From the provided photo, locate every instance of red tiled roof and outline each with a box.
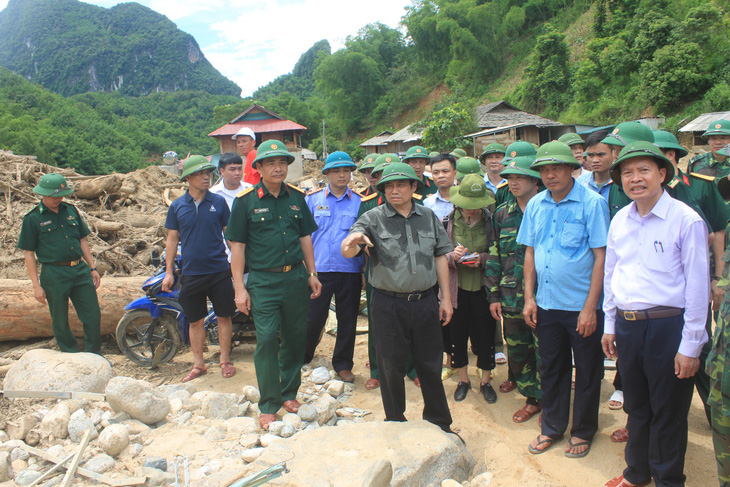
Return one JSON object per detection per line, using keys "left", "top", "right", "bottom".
{"left": 208, "top": 119, "right": 307, "bottom": 137}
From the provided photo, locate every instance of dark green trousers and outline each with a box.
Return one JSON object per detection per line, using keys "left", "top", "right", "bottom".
{"left": 40, "top": 263, "right": 101, "bottom": 354}
{"left": 504, "top": 313, "right": 541, "bottom": 403}
{"left": 248, "top": 267, "right": 309, "bottom": 414}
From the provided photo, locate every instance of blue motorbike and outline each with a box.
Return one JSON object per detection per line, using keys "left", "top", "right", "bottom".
{"left": 115, "top": 254, "right": 255, "bottom": 368}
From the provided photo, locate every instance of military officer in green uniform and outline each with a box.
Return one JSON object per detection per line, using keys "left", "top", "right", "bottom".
{"left": 485, "top": 157, "right": 543, "bottom": 422}
{"left": 496, "top": 141, "right": 539, "bottom": 206}
{"left": 18, "top": 173, "right": 101, "bottom": 354}
{"left": 357, "top": 154, "right": 380, "bottom": 197}
{"left": 403, "top": 146, "right": 438, "bottom": 197}
{"left": 558, "top": 132, "right": 587, "bottom": 177}
{"left": 225, "top": 140, "right": 322, "bottom": 430}
{"left": 688, "top": 119, "right": 730, "bottom": 182}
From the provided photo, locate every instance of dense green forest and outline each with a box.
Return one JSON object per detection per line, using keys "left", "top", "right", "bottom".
{"left": 0, "top": 0, "right": 240, "bottom": 96}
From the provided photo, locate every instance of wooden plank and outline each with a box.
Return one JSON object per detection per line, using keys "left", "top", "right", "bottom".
{"left": 27, "top": 454, "right": 73, "bottom": 487}
{"left": 0, "top": 390, "right": 106, "bottom": 401}
{"left": 60, "top": 429, "right": 91, "bottom": 487}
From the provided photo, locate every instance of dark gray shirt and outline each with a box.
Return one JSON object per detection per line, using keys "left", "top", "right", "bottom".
{"left": 350, "top": 201, "right": 453, "bottom": 293}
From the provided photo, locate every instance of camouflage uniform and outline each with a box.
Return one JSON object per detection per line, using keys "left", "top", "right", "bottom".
{"left": 688, "top": 152, "right": 730, "bottom": 180}
{"left": 485, "top": 200, "right": 541, "bottom": 403}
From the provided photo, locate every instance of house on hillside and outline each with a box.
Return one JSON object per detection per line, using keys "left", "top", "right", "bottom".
{"left": 208, "top": 104, "right": 307, "bottom": 154}
{"left": 360, "top": 125, "right": 424, "bottom": 156}
{"left": 679, "top": 111, "right": 730, "bottom": 149}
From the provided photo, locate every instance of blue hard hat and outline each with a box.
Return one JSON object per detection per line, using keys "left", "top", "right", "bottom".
{"left": 322, "top": 151, "right": 357, "bottom": 174}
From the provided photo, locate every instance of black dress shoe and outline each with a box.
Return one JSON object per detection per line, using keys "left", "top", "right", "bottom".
{"left": 481, "top": 382, "right": 497, "bottom": 404}
{"left": 454, "top": 381, "right": 470, "bottom": 401}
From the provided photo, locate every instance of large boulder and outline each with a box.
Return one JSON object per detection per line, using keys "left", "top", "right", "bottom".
{"left": 105, "top": 377, "right": 170, "bottom": 425}
{"left": 248, "top": 421, "right": 476, "bottom": 486}
{"left": 2, "top": 350, "right": 112, "bottom": 393}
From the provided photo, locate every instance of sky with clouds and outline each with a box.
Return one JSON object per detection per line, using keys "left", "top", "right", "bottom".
{"left": 0, "top": 0, "right": 413, "bottom": 97}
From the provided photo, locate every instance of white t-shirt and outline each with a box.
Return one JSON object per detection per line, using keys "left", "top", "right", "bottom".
{"left": 210, "top": 180, "right": 253, "bottom": 210}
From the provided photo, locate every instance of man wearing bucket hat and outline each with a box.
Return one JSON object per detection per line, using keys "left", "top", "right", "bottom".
{"left": 479, "top": 143, "right": 507, "bottom": 195}
{"left": 486, "top": 156, "right": 543, "bottom": 423}
{"left": 688, "top": 119, "right": 730, "bottom": 181}
{"left": 357, "top": 153, "right": 380, "bottom": 197}
{"left": 517, "top": 141, "right": 609, "bottom": 458}
{"left": 18, "top": 173, "right": 102, "bottom": 354}
{"left": 304, "top": 152, "right": 364, "bottom": 383}
{"left": 601, "top": 141, "right": 709, "bottom": 487}
{"left": 403, "top": 146, "right": 438, "bottom": 197}
{"left": 226, "top": 140, "right": 321, "bottom": 430}
{"left": 232, "top": 127, "right": 259, "bottom": 185}
{"left": 342, "top": 163, "right": 455, "bottom": 433}
{"left": 163, "top": 155, "right": 236, "bottom": 382}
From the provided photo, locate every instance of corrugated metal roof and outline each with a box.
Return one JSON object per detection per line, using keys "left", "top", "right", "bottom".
{"left": 464, "top": 123, "right": 527, "bottom": 138}
{"left": 679, "top": 112, "right": 730, "bottom": 132}
{"left": 208, "top": 119, "right": 307, "bottom": 137}
{"left": 360, "top": 126, "right": 423, "bottom": 147}
{"left": 475, "top": 100, "right": 561, "bottom": 128}
{"left": 360, "top": 134, "right": 392, "bottom": 147}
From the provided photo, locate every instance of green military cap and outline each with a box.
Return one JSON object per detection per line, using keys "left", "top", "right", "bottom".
{"left": 180, "top": 155, "right": 216, "bottom": 181}
{"left": 609, "top": 141, "right": 674, "bottom": 187}
{"left": 450, "top": 173, "right": 496, "bottom": 209}
{"left": 500, "top": 156, "right": 541, "bottom": 179}
{"left": 558, "top": 133, "right": 585, "bottom": 146}
{"left": 372, "top": 153, "right": 400, "bottom": 175}
{"left": 530, "top": 141, "right": 580, "bottom": 169}
{"left": 428, "top": 151, "right": 440, "bottom": 159}
{"left": 502, "top": 141, "right": 537, "bottom": 165}
{"left": 402, "top": 146, "right": 430, "bottom": 161}
{"left": 456, "top": 157, "right": 484, "bottom": 180}
{"left": 358, "top": 153, "right": 379, "bottom": 172}
{"left": 451, "top": 148, "right": 468, "bottom": 158}
{"left": 376, "top": 162, "right": 423, "bottom": 192}
{"left": 602, "top": 121, "right": 655, "bottom": 147}
{"left": 33, "top": 173, "right": 74, "bottom": 197}
{"left": 479, "top": 143, "right": 507, "bottom": 162}
{"left": 652, "top": 130, "right": 688, "bottom": 159}
{"left": 702, "top": 119, "right": 730, "bottom": 139}
{"left": 252, "top": 139, "right": 295, "bottom": 168}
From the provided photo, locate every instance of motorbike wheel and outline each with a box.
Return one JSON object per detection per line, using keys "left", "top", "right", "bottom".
{"left": 116, "top": 310, "right": 182, "bottom": 367}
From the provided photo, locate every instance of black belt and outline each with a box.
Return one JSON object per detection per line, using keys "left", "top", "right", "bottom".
{"left": 43, "top": 258, "right": 83, "bottom": 267}
{"left": 254, "top": 262, "right": 301, "bottom": 273}
{"left": 617, "top": 306, "right": 682, "bottom": 321}
{"left": 375, "top": 289, "right": 431, "bottom": 301}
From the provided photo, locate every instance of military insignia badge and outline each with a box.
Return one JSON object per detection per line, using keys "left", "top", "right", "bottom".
{"left": 511, "top": 151, "right": 517, "bottom": 157}
{"left": 716, "top": 123, "right": 723, "bottom": 129}
{"left": 613, "top": 128, "right": 620, "bottom": 134}
{"left": 271, "top": 143, "right": 278, "bottom": 149}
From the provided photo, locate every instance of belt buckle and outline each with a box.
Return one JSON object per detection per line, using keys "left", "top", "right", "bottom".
{"left": 70, "top": 259, "right": 79, "bottom": 267}
{"left": 282, "top": 265, "right": 292, "bottom": 272}
{"left": 623, "top": 311, "right": 636, "bottom": 321}
{"left": 407, "top": 293, "right": 420, "bottom": 302}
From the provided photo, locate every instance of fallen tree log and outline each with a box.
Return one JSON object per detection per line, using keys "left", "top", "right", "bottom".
{"left": 0, "top": 277, "right": 147, "bottom": 341}
{"left": 73, "top": 175, "right": 123, "bottom": 200}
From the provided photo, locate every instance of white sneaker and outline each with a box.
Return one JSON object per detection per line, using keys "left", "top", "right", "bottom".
{"left": 495, "top": 352, "right": 507, "bottom": 364}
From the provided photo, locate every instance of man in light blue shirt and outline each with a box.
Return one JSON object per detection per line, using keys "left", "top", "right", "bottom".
{"left": 424, "top": 154, "right": 457, "bottom": 220}
{"left": 517, "top": 141, "right": 609, "bottom": 459}
{"left": 481, "top": 143, "right": 507, "bottom": 195}
{"left": 576, "top": 130, "right": 613, "bottom": 202}
{"left": 303, "top": 152, "right": 365, "bottom": 382}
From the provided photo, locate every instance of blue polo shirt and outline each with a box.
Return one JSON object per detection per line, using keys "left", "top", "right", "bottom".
{"left": 305, "top": 185, "right": 364, "bottom": 273}
{"left": 165, "top": 190, "right": 231, "bottom": 276}
{"left": 516, "top": 179, "right": 609, "bottom": 311}
{"left": 577, "top": 171, "right": 612, "bottom": 202}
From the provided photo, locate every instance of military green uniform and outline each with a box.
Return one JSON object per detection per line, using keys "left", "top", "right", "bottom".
{"left": 17, "top": 201, "right": 101, "bottom": 353}
{"left": 225, "top": 182, "right": 317, "bottom": 414}
{"left": 416, "top": 176, "right": 438, "bottom": 197}
{"left": 495, "top": 182, "right": 513, "bottom": 207}
{"left": 485, "top": 200, "right": 541, "bottom": 403}
{"left": 688, "top": 151, "right": 730, "bottom": 180}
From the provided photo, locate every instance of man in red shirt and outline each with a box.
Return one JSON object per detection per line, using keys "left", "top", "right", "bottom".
{"left": 233, "top": 127, "right": 259, "bottom": 185}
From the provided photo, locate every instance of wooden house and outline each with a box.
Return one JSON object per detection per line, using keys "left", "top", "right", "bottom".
{"left": 678, "top": 111, "right": 730, "bottom": 150}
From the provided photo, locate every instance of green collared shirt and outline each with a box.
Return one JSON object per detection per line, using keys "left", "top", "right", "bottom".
{"left": 225, "top": 182, "right": 318, "bottom": 270}
{"left": 17, "top": 201, "right": 90, "bottom": 263}
{"left": 350, "top": 201, "right": 453, "bottom": 293}
{"left": 452, "top": 211, "right": 487, "bottom": 292}
{"left": 677, "top": 168, "right": 730, "bottom": 233}
{"left": 688, "top": 151, "right": 730, "bottom": 179}
{"left": 416, "top": 176, "right": 438, "bottom": 197}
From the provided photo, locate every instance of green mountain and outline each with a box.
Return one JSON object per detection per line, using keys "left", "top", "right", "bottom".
{"left": 0, "top": 0, "right": 240, "bottom": 97}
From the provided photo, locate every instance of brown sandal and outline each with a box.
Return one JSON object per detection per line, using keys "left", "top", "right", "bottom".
{"left": 182, "top": 366, "right": 207, "bottom": 383}
{"left": 220, "top": 361, "right": 236, "bottom": 379}
{"left": 610, "top": 427, "right": 629, "bottom": 443}
{"left": 513, "top": 404, "right": 542, "bottom": 423}
{"left": 365, "top": 378, "right": 380, "bottom": 390}
{"left": 259, "top": 413, "right": 276, "bottom": 430}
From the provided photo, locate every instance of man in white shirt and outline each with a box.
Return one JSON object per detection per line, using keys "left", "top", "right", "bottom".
{"left": 424, "top": 154, "right": 457, "bottom": 220}
{"left": 602, "top": 141, "right": 709, "bottom": 487}
{"left": 210, "top": 153, "right": 253, "bottom": 210}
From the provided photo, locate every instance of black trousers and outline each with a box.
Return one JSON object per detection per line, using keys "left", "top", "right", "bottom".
{"left": 536, "top": 307, "right": 604, "bottom": 441}
{"left": 450, "top": 288, "right": 495, "bottom": 370}
{"left": 616, "top": 313, "right": 694, "bottom": 487}
{"left": 304, "top": 272, "right": 361, "bottom": 372}
{"left": 371, "top": 289, "right": 452, "bottom": 431}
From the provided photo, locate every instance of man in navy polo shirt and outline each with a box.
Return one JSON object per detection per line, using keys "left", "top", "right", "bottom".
{"left": 163, "top": 155, "right": 237, "bottom": 382}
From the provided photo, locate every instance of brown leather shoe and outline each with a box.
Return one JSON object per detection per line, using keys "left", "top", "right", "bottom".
{"left": 365, "top": 378, "right": 380, "bottom": 390}
{"left": 337, "top": 370, "right": 354, "bottom": 383}
{"left": 283, "top": 400, "right": 301, "bottom": 413}
{"left": 499, "top": 380, "right": 517, "bottom": 393}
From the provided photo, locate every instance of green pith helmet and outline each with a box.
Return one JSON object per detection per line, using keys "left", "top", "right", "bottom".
{"left": 500, "top": 156, "right": 541, "bottom": 179}
{"left": 449, "top": 173, "right": 496, "bottom": 210}
{"left": 530, "top": 141, "right": 580, "bottom": 169}
{"left": 502, "top": 141, "right": 538, "bottom": 165}
{"left": 609, "top": 141, "right": 675, "bottom": 187}
{"left": 602, "top": 121, "right": 655, "bottom": 147}
{"left": 372, "top": 153, "right": 400, "bottom": 176}
{"left": 456, "top": 157, "right": 484, "bottom": 180}
{"left": 252, "top": 139, "right": 295, "bottom": 168}
{"left": 33, "top": 173, "right": 74, "bottom": 197}
{"left": 479, "top": 143, "right": 507, "bottom": 162}
{"left": 557, "top": 133, "right": 585, "bottom": 146}
{"left": 428, "top": 151, "right": 440, "bottom": 159}
{"left": 376, "top": 162, "right": 424, "bottom": 193}
{"left": 180, "top": 155, "right": 216, "bottom": 181}
{"left": 451, "top": 148, "right": 468, "bottom": 158}
{"left": 358, "top": 153, "right": 379, "bottom": 173}
{"left": 652, "top": 130, "right": 688, "bottom": 159}
{"left": 702, "top": 119, "right": 730, "bottom": 139}
{"left": 402, "top": 146, "right": 430, "bottom": 162}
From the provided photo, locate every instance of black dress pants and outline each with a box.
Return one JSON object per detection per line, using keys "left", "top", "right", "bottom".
{"left": 371, "top": 289, "right": 452, "bottom": 431}
{"left": 450, "top": 288, "right": 495, "bottom": 370}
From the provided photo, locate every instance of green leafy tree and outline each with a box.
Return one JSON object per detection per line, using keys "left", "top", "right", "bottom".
{"left": 420, "top": 105, "right": 476, "bottom": 153}
{"left": 641, "top": 42, "right": 709, "bottom": 112}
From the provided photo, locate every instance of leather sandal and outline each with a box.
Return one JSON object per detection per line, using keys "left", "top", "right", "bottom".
{"left": 283, "top": 400, "right": 301, "bottom": 413}
{"left": 604, "top": 475, "right": 650, "bottom": 487}
{"left": 499, "top": 380, "right": 517, "bottom": 393}
{"left": 610, "top": 427, "right": 629, "bottom": 443}
{"left": 513, "top": 403, "right": 541, "bottom": 423}
{"left": 259, "top": 413, "right": 277, "bottom": 430}
{"left": 220, "top": 361, "right": 236, "bottom": 379}
{"left": 365, "top": 378, "right": 380, "bottom": 390}
{"left": 182, "top": 366, "right": 207, "bottom": 383}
